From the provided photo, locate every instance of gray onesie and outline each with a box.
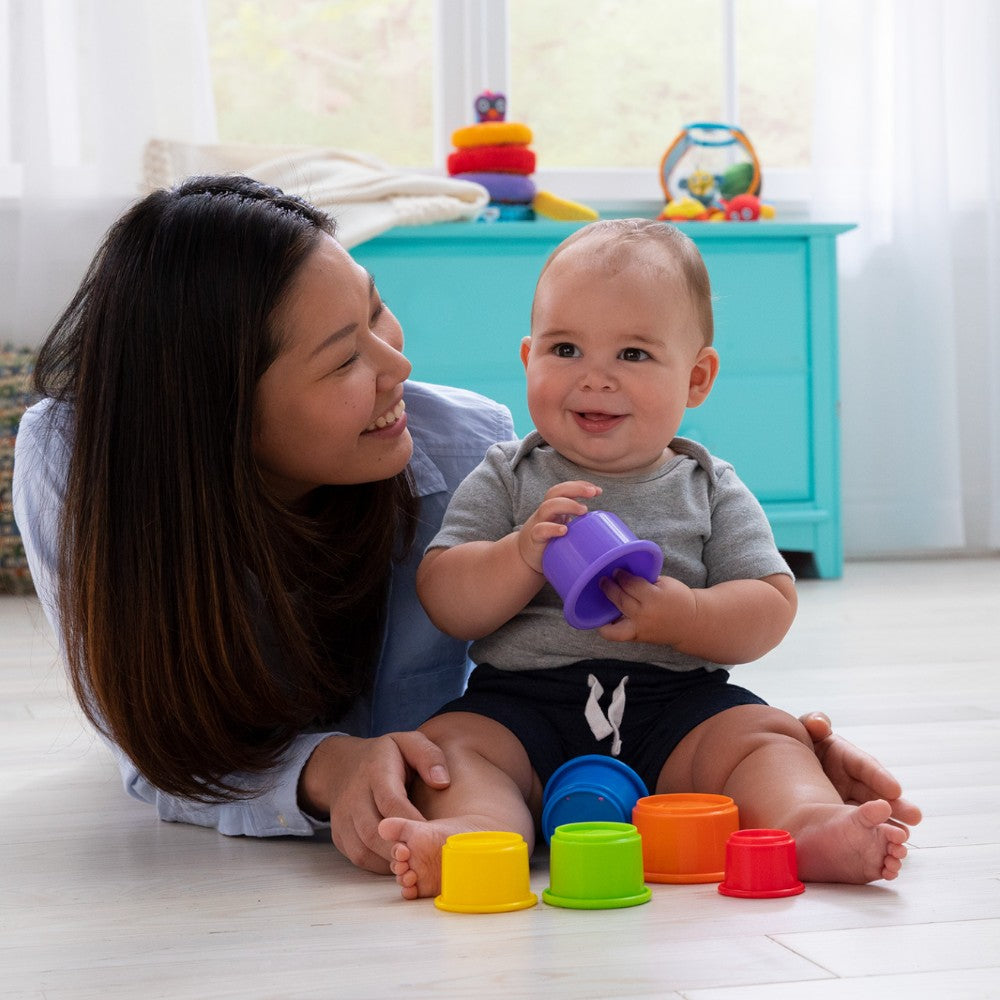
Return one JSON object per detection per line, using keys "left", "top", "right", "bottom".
{"left": 428, "top": 431, "right": 792, "bottom": 675}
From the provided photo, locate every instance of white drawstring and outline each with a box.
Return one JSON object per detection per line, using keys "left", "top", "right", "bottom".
{"left": 585, "top": 673, "right": 628, "bottom": 756}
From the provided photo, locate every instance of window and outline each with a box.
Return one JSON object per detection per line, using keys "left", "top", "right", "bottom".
{"left": 207, "top": 0, "right": 436, "bottom": 167}
{"left": 509, "top": 0, "right": 815, "bottom": 167}
{"left": 206, "top": 0, "right": 818, "bottom": 206}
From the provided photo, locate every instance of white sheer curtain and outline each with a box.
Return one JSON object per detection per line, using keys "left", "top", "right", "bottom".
{"left": 1, "top": 0, "right": 216, "bottom": 348}
{"left": 811, "top": 0, "right": 1000, "bottom": 554}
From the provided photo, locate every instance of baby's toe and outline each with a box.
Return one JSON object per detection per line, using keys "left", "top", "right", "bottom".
{"left": 886, "top": 823, "right": 908, "bottom": 845}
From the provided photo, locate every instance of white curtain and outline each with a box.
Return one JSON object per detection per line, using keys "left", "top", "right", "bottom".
{"left": 811, "top": 0, "right": 1000, "bottom": 554}
{"left": 1, "top": 0, "right": 216, "bottom": 348}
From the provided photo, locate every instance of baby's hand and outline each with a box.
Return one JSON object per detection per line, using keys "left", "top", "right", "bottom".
{"left": 517, "top": 480, "right": 602, "bottom": 574}
{"left": 596, "top": 570, "right": 696, "bottom": 646}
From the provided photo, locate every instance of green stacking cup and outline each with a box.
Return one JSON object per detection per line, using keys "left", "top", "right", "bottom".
{"left": 543, "top": 821, "right": 652, "bottom": 910}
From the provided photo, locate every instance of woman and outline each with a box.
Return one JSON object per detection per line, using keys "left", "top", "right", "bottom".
{"left": 12, "top": 176, "right": 919, "bottom": 876}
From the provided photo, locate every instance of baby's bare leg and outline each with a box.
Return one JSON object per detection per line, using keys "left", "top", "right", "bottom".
{"left": 799, "top": 711, "right": 923, "bottom": 827}
{"left": 659, "top": 705, "right": 908, "bottom": 884}
{"left": 377, "top": 712, "right": 541, "bottom": 900}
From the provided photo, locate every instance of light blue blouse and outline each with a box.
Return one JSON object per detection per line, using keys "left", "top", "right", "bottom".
{"left": 13, "top": 380, "right": 515, "bottom": 837}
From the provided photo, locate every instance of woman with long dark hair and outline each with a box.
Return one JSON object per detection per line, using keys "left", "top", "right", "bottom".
{"left": 13, "top": 176, "right": 919, "bottom": 874}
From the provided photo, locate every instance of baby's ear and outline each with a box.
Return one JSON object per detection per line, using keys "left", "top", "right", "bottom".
{"left": 520, "top": 336, "right": 532, "bottom": 370}
{"left": 687, "top": 346, "right": 720, "bottom": 407}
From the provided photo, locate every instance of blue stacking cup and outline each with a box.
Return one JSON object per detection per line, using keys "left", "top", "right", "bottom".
{"left": 541, "top": 755, "right": 649, "bottom": 844}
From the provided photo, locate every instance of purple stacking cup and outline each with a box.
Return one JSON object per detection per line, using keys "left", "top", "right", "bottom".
{"left": 542, "top": 511, "right": 663, "bottom": 630}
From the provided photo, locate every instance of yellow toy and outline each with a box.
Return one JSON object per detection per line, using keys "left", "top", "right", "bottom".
{"left": 658, "top": 196, "right": 714, "bottom": 222}
{"left": 533, "top": 190, "right": 599, "bottom": 222}
{"left": 451, "top": 121, "right": 534, "bottom": 149}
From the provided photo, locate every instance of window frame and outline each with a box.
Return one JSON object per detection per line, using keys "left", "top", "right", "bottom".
{"left": 0, "top": 0, "right": 812, "bottom": 210}
{"left": 432, "top": 0, "right": 811, "bottom": 212}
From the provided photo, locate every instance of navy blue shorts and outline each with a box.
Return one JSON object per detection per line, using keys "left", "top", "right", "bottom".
{"left": 432, "top": 659, "right": 767, "bottom": 793}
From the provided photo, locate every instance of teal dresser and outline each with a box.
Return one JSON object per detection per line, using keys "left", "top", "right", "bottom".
{"left": 353, "top": 221, "right": 854, "bottom": 578}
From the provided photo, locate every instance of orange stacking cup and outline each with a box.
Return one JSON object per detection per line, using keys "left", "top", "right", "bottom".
{"left": 631, "top": 793, "right": 739, "bottom": 884}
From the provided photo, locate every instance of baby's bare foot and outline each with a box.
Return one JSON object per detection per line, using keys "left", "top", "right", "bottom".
{"left": 790, "top": 798, "right": 909, "bottom": 884}
{"left": 378, "top": 816, "right": 494, "bottom": 900}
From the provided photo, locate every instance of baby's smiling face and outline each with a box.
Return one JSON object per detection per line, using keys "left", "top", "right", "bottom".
{"left": 522, "top": 239, "right": 718, "bottom": 477}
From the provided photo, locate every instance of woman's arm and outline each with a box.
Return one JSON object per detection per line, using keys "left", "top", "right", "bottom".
{"left": 110, "top": 727, "right": 454, "bottom": 873}
{"left": 113, "top": 732, "right": 334, "bottom": 837}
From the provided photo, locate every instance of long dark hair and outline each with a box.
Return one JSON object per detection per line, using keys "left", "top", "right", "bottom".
{"left": 34, "top": 175, "right": 416, "bottom": 800}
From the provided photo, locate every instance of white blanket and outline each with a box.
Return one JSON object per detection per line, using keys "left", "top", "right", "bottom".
{"left": 142, "top": 139, "right": 490, "bottom": 248}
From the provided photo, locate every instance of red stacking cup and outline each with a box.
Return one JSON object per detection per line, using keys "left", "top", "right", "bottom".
{"left": 718, "top": 829, "right": 806, "bottom": 898}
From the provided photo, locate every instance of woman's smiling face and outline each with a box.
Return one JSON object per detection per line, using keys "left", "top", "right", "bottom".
{"left": 253, "top": 234, "right": 413, "bottom": 503}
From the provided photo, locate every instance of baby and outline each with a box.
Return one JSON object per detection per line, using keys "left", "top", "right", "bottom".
{"left": 380, "top": 219, "right": 909, "bottom": 898}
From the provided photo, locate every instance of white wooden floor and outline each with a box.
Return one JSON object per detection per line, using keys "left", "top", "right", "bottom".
{"left": 2, "top": 557, "right": 999, "bottom": 1000}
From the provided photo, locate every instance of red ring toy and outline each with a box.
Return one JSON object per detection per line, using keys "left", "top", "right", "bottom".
{"left": 448, "top": 145, "right": 536, "bottom": 176}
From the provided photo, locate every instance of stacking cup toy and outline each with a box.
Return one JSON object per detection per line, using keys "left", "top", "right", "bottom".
{"left": 632, "top": 793, "right": 740, "bottom": 884}
{"left": 718, "top": 829, "right": 805, "bottom": 898}
{"left": 434, "top": 831, "right": 538, "bottom": 913}
{"left": 543, "top": 821, "right": 652, "bottom": 909}
{"left": 542, "top": 511, "right": 663, "bottom": 629}
{"left": 541, "top": 755, "right": 649, "bottom": 844}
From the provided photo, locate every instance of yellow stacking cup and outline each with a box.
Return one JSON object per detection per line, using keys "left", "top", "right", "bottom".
{"left": 434, "top": 832, "right": 538, "bottom": 913}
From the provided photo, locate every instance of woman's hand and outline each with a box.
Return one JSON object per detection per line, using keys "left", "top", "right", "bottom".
{"left": 298, "top": 731, "right": 450, "bottom": 873}
{"left": 800, "top": 711, "right": 923, "bottom": 827}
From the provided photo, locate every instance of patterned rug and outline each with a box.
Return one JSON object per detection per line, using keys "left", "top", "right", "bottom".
{"left": 1, "top": 346, "right": 37, "bottom": 595}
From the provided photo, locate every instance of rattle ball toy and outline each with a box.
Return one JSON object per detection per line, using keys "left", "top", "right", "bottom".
{"left": 659, "top": 122, "right": 773, "bottom": 221}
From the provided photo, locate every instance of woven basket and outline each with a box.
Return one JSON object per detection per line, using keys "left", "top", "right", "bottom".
{"left": 1, "top": 347, "right": 37, "bottom": 595}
